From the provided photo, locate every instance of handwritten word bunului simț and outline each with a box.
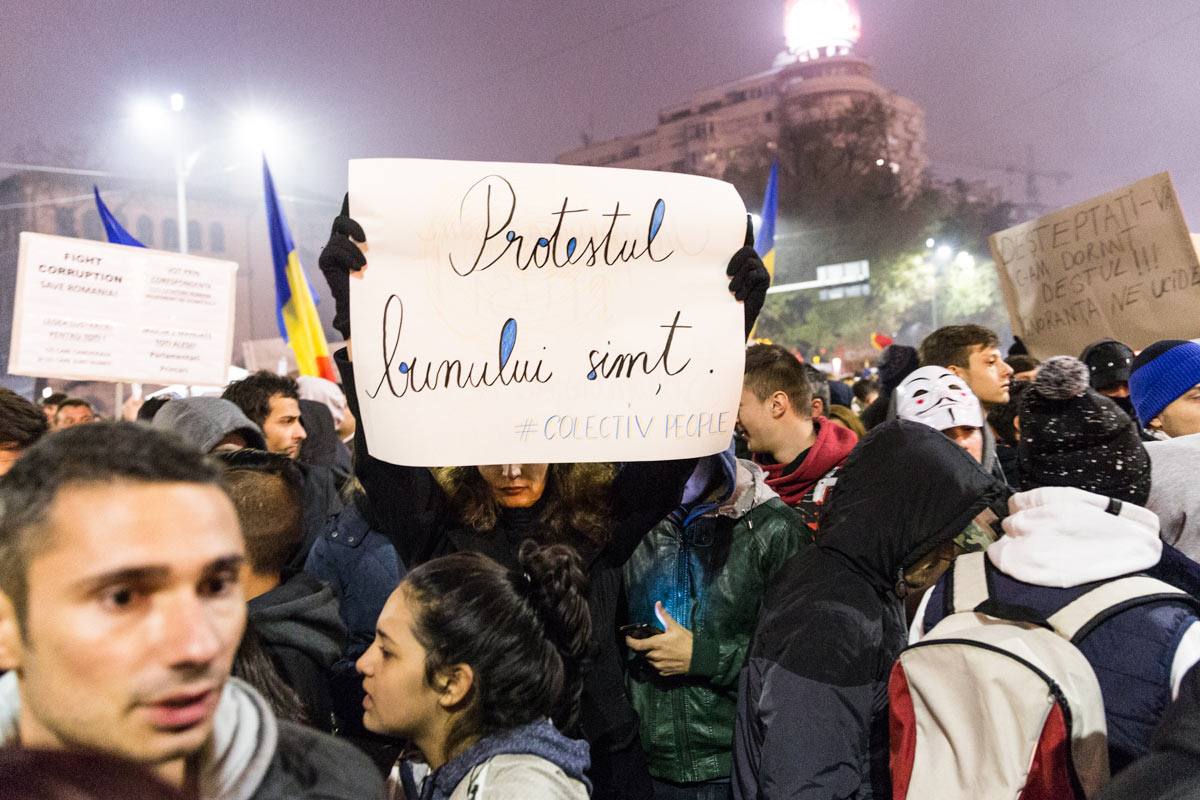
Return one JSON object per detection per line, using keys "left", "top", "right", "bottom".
{"left": 366, "top": 296, "right": 552, "bottom": 400}
{"left": 447, "top": 174, "right": 675, "bottom": 277}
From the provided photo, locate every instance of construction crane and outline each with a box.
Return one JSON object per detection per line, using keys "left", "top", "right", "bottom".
{"left": 931, "top": 144, "right": 1071, "bottom": 219}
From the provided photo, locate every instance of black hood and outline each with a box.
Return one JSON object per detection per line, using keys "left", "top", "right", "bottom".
{"left": 818, "top": 420, "right": 1009, "bottom": 593}
{"left": 248, "top": 571, "right": 346, "bottom": 668}
{"left": 298, "top": 398, "right": 339, "bottom": 468}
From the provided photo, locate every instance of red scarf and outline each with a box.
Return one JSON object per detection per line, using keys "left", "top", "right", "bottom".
{"left": 756, "top": 418, "right": 858, "bottom": 506}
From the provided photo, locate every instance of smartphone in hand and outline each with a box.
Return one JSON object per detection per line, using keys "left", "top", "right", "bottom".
{"left": 620, "top": 622, "right": 662, "bottom": 640}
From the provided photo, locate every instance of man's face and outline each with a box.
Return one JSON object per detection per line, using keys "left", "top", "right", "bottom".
{"left": 4, "top": 482, "right": 245, "bottom": 770}
{"left": 55, "top": 405, "right": 95, "bottom": 429}
{"left": 1150, "top": 383, "right": 1200, "bottom": 438}
{"left": 261, "top": 394, "right": 306, "bottom": 459}
{"left": 943, "top": 425, "right": 984, "bottom": 463}
{"left": 43, "top": 405, "right": 58, "bottom": 425}
{"left": 736, "top": 388, "right": 777, "bottom": 454}
{"left": 952, "top": 346, "right": 1013, "bottom": 408}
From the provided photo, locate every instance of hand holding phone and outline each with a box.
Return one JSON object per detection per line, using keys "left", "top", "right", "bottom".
{"left": 620, "top": 623, "right": 662, "bottom": 640}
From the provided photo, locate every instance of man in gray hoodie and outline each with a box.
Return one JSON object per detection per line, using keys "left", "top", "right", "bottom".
{"left": 0, "top": 422, "right": 383, "bottom": 799}
{"left": 151, "top": 396, "right": 266, "bottom": 454}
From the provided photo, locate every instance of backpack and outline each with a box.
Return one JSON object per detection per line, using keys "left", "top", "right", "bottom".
{"left": 888, "top": 551, "right": 1193, "bottom": 800}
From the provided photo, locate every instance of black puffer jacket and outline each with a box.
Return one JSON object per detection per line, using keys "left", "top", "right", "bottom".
{"left": 732, "top": 420, "right": 1008, "bottom": 800}
{"left": 336, "top": 348, "right": 694, "bottom": 800}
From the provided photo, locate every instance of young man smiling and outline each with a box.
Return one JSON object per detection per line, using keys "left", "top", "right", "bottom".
{"left": 737, "top": 344, "right": 857, "bottom": 534}
{"left": 0, "top": 423, "right": 382, "bottom": 799}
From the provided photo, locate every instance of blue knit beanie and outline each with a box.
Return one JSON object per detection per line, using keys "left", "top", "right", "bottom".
{"left": 1129, "top": 339, "right": 1200, "bottom": 424}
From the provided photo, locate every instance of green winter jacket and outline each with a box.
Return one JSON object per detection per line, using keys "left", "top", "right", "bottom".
{"left": 623, "top": 458, "right": 808, "bottom": 783}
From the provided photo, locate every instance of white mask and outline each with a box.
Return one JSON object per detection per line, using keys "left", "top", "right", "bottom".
{"left": 895, "top": 366, "right": 984, "bottom": 431}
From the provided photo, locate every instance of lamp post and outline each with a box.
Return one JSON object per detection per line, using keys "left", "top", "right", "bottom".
{"left": 133, "top": 93, "right": 282, "bottom": 255}
{"left": 169, "top": 93, "right": 189, "bottom": 254}
{"left": 928, "top": 241, "right": 954, "bottom": 331}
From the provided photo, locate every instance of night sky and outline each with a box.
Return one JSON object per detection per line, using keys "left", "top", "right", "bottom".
{"left": 4, "top": 0, "right": 1200, "bottom": 219}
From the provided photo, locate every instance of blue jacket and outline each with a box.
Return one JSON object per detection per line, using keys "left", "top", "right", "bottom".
{"left": 921, "top": 488, "right": 1200, "bottom": 773}
{"left": 304, "top": 500, "right": 405, "bottom": 734}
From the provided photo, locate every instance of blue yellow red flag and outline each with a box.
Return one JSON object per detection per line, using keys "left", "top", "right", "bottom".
{"left": 93, "top": 187, "right": 145, "bottom": 247}
{"left": 263, "top": 158, "right": 336, "bottom": 382}
{"left": 756, "top": 161, "right": 778, "bottom": 279}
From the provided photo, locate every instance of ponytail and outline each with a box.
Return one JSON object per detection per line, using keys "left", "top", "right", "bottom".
{"left": 516, "top": 540, "right": 594, "bottom": 728}
{"left": 403, "top": 542, "right": 593, "bottom": 749}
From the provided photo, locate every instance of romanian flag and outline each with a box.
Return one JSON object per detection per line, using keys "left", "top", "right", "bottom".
{"left": 263, "top": 158, "right": 336, "bottom": 382}
{"left": 93, "top": 187, "right": 145, "bottom": 247}
{"left": 871, "top": 333, "right": 894, "bottom": 350}
{"left": 756, "top": 161, "right": 778, "bottom": 280}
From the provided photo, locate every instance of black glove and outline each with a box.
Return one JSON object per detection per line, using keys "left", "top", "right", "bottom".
{"left": 726, "top": 215, "right": 770, "bottom": 339}
{"left": 318, "top": 193, "right": 367, "bottom": 340}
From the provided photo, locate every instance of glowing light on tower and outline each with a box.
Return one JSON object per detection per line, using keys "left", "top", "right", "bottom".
{"left": 784, "top": 0, "right": 862, "bottom": 61}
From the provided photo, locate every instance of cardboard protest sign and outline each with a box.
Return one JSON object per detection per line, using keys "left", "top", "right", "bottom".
{"left": 9, "top": 233, "right": 237, "bottom": 386}
{"left": 349, "top": 159, "right": 747, "bottom": 466}
{"left": 990, "top": 172, "right": 1200, "bottom": 359}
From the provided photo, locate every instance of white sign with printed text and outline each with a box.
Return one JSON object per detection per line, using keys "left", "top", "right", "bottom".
{"left": 349, "top": 158, "right": 748, "bottom": 466}
{"left": 9, "top": 233, "right": 238, "bottom": 386}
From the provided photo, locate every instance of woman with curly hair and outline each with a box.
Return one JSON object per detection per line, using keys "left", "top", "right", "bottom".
{"left": 336, "top": 451, "right": 692, "bottom": 799}
{"left": 318, "top": 199, "right": 770, "bottom": 798}
{"left": 307, "top": 413, "right": 694, "bottom": 798}
{"left": 359, "top": 542, "right": 594, "bottom": 799}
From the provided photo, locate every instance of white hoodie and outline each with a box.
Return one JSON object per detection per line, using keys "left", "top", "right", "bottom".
{"left": 911, "top": 487, "right": 1200, "bottom": 697}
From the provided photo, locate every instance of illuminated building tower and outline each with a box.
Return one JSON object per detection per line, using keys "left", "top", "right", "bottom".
{"left": 556, "top": 0, "right": 926, "bottom": 193}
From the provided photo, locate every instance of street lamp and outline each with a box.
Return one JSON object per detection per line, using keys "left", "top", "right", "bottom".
{"left": 131, "top": 94, "right": 283, "bottom": 255}
{"left": 927, "top": 240, "right": 955, "bottom": 330}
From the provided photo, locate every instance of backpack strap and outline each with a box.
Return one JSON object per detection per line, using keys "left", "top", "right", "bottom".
{"left": 1046, "top": 576, "right": 1194, "bottom": 645}
{"left": 950, "top": 551, "right": 990, "bottom": 614}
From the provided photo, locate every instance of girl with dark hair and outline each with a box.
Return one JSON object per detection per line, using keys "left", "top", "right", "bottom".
{"left": 320, "top": 200, "right": 769, "bottom": 798}
{"left": 358, "top": 541, "right": 593, "bottom": 799}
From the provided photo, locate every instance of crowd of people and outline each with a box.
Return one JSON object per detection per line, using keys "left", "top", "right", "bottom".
{"left": 1, "top": 204, "right": 1199, "bottom": 800}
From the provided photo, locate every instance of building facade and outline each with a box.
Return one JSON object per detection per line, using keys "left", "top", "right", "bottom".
{"left": 0, "top": 170, "right": 337, "bottom": 402}
{"left": 556, "top": 0, "right": 926, "bottom": 194}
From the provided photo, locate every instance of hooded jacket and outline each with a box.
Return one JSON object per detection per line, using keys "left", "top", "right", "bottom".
{"left": 248, "top": 570, "right": 346, "bottom": 731}
{"left": 754, "top": 417, "right": 857, "bottom": 507}
{"left": 915, "top": 487, "right": 1200, "bottom": 773}
{"left": 151, "top": 397, "right": 266, "bottom": 453}
{"left": 0, "top": 674, "right": 385, "bottom": 800}
{"left": 298, "top": 398, "right": 353, "bottom": 489}
{"left": 407, "top": 718, "right": 591, "bottom": 800}
{"left": 1096, "top": 663, "right": 1200, "bottom": 800}
{"left": 624, "top": 450, "right": 807, "bottom": 783}
{"left": 732, "top": 421, "right": 1007, "bottom": 800}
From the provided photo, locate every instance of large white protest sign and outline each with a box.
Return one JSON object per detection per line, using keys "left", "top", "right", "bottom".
{"left": 9, "top": 233, "right": 237, "bottom": 386}
{"left": 990, "top": 172, "right": 1200, "bottom": 359}
{"left": 349, "top": 159, "right": 747, "bottom": 466}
